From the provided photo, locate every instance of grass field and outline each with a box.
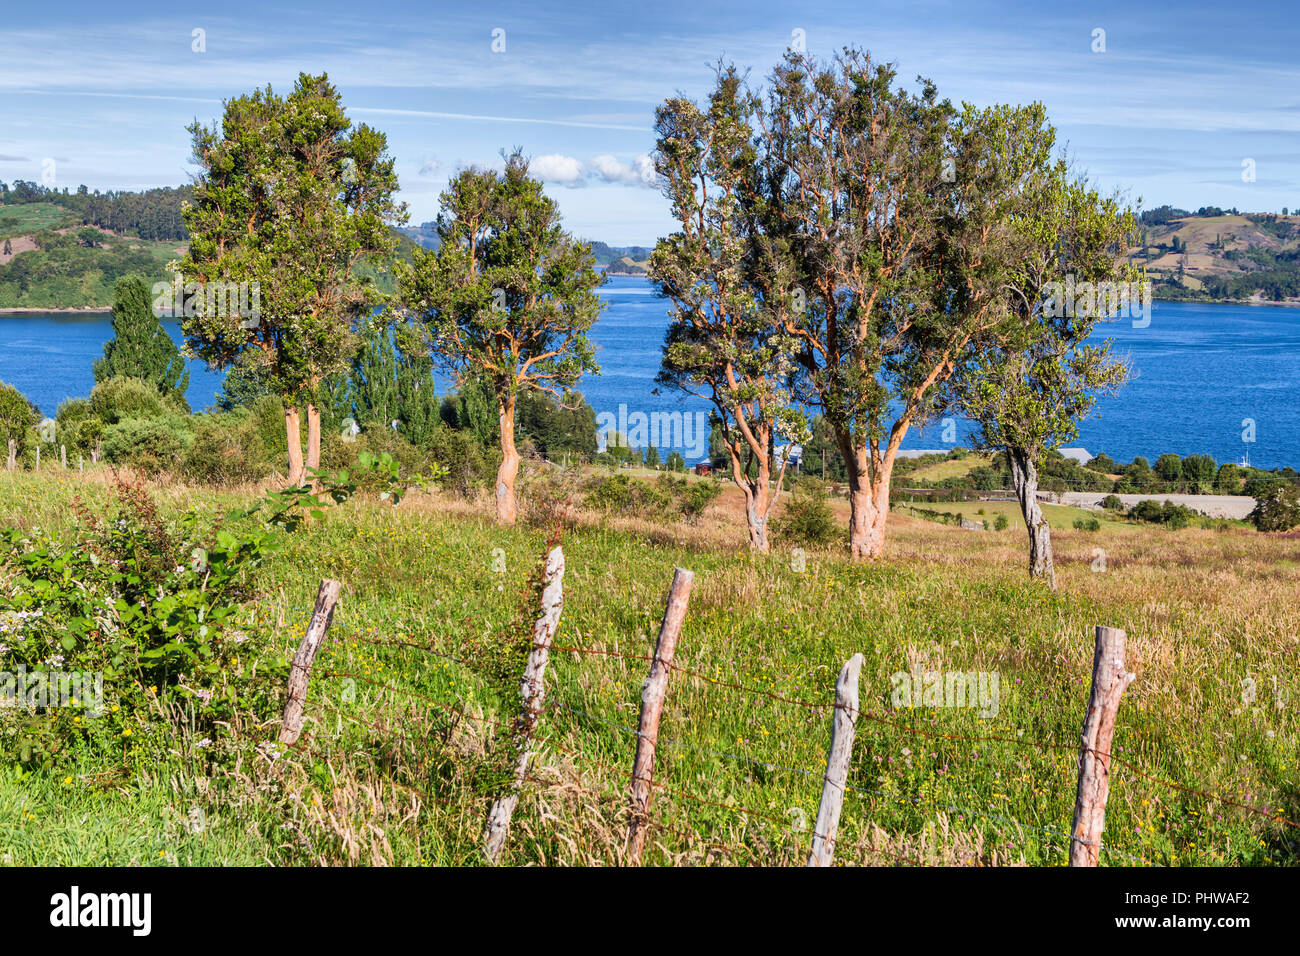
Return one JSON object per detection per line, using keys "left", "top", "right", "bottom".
{"left": 0, "top": 203, "right": 80, "bottom": 241}
{"left": 0, "top": 469, "right": 1296, "bottom": 866}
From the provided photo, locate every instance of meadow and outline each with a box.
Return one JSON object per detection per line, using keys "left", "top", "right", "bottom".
{"left": 0, "top": 468, "right": 1296, "bottom": 867}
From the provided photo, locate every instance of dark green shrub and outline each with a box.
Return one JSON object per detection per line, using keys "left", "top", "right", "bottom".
{"left": 428, "top": 426, "right": 493, "bottom": 498}
{"left": 774, "top": 480, "right": 837, "bottom": 547}
{"left": 1073, "top": 517, "right": 1102, "bottom": 531}
{"left": 1101, "top": 494, "right": 1125, "bottom": 511}
{"left": 89, "top": 376, "right": 182, "bottom": 424}
{"left": 1249, "top": 483, "right": 1300, "bottom": 532}
{"left": 102, "top": 417, "right": 190, "bottom": 475}
{"left": 993, "top": 512, "right": 1009, "bottom": 531}
{"left": 181, "top": 414, "right": 270, "bottom": 485}
{"left": 0, "top": 380, "right": 40, "bottom": 459}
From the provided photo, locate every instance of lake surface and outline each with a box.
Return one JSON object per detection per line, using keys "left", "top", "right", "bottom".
{"left": 1, "top": 278, "right": 1297, "bottom": 469}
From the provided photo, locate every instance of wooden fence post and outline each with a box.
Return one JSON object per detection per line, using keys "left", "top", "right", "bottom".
{"left": 808, "top": 653, "right": 864, "bottom": 867}
{"left": 6, "top": 439, "right": 14, "bottom": 471}
{"left": 626, "top": 567, "right": 694, "bottom": 864}
{"left": 1069, "top": 625, "right": 1135, "bottom": 867}
{"left": 61, "top": 444, "right": 66, "bottom": 469}
{"left": 278, "top": 579, "right": 343, "bottom": 746}
{"left": 484, "top": 545, "right": 565, "bottom": 863}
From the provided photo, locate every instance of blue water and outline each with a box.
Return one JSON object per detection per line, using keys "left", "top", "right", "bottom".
{"left": 2, "top": 278, "right": 1297, "bottom": 469}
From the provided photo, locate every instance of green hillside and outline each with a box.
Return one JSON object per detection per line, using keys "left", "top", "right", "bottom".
{"left": 1131, "top": 207, "right": 1300, "bottom": 303}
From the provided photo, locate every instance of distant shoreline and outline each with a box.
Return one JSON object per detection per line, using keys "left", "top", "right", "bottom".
{"left": 2, "top": 294, "right": 1298, "bottom": 314}
{"left": 0, "top": 306, "right": 109, "bottom": 314}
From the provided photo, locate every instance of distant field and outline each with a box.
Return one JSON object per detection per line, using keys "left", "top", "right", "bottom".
{"left": 0, "top": 468, "right": 1295, "bottom": 866}
{"left": 0, "top": 202, "right": 79, "bottom": 240}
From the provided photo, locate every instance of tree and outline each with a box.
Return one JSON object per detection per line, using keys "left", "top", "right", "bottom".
{"left": 183, "top": 72, "right": 406, "bottom": 487}
{"left": 1214, "top": 462, "right": 1241, "bottom": 493}
{"left": 324, "top": 319, "right": 441, "bottom": 447}
{"left": 1181, "top": 453, "right": 1216, "bottom": 493}
{"left": 1249, "top": 483, "right": 1300, "bottom": 532}
{"left": 958, "top": 150, "right": 1134, "bottom": 588}
{"left": 0, "top": 380, "right": 39, "bottom": 459}
{"left": 93, "top": 275, "right": 190, "bottom": 403}
{"left": 398, "top": 151, "right": 603, "bottom": 524}
{"left": 643, "top": 444, "right": 661, "bottom": 468}
{"left": 650, "top": 65, "right": 806, "bottom": 553}
{"left": 750, "top": 52, "right": 1053, "bottom": 560}
{"left": 1154, "top": 453, "right": 1183, "bottom": 487}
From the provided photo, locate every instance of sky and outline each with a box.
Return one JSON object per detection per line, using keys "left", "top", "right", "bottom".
{"left": 1, "top": 0, "right": 1298, "bottom": 245}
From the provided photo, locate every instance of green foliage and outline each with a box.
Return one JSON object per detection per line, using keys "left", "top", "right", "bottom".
{"left": 1101, "top": 494, "right": 1125, "bottom": 511}
{"left": 1180, "top": 454, "right": 1217, "bottom": 493}
{"left": 993, "top": 512, "right": 1010, "bottom": 531}
{"left": 322, "top": 319, "right": 441, "bottom": 448}
{"left": 1127, "top": 499, "right": 1200, "bottom": 529}
{"left": 1249, "top": 483, "right": 1300, "bottom": 532}
{"left": 0, "top": 380, "right": 40, "bottom": 457}
{"left": 515, "top": 389, "right": 597, "bottom": 460}
{"left": 1072, "top": 517, "right": 1102, "bottom": 531}
{"left": 0, "top": 477, "right": 277, "bottom": 768}
{"left": 1154, "top": 453, "right": 1183, "bottom": 483}
{"left": 427, "top": 426, "right": 494, "bottom": 498}
{"left": 89, "top": 376, "right": 182, "bottom": 424}
{"left": 180, "top": 413, "right": 272, "bottom": 486}
{"left": 92, "top": 276, "right": 190, "bottom": 402}
{"left": 54, "top": 399, "right": 102, "bottom": 456}
{"left": 101, "top": 417, "right": 191, "bottom": 475}
{"left": 1213, "top": 463, "right": 1241, "bottom": 494}
{"left": 773, "top": 480, "right": 838, "bottom": 547}
{"left": 183, "top": 71, "right": 406, "bottom": 408}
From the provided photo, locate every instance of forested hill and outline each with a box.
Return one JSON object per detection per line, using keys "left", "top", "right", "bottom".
{"left": 0, "top": 182, "right": 417, "bottom": 309}
{"left": 1130, "top": 206, "right": 1300, "bottom": 303}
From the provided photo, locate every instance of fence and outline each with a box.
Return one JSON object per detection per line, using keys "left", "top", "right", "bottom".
{"left": 271, "top": 553, "right": 1299, "bottom": 867}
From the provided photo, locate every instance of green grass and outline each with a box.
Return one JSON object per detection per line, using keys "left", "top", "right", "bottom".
{"left": 1, "top": 470, "right": 1296, "bottom": 866}
{"left": 0, "top": 203, "right": 79, "bottom": 241}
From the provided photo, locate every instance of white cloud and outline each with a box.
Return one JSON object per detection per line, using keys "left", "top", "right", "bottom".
{"left": 590, "top": 153, "right": 658, "bottom": 187}
{"left": 528, "top": 153, "right": 660, "bottom": 189}
{"left": 418, "top": 158, "right": 442, "bottom": 177}
{"left": 532, "top": 153, "right": 587, "bottom": 186}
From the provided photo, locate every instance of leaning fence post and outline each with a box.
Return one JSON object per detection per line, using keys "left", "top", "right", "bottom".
{"left": 278, "top": 579, "right": 343, "bottom": 746}
{"left": 808, "top": 653, "right": 863, "bottom": 867}
{"left": 1069, "top": 625, "right": 1135, "bottom": 867}
{"left": 484, "top": 544, "right": 565, "bottom": 864}
{"left": 626, "top": 567, "right": 694, "bottom": 864}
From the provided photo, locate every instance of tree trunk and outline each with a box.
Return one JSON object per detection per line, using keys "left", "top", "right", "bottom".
{"left": 729, "top": 448, "right": 772, "bottom": 554}
{"left": 743, "top": 481, "right": 770, "bottom": 554}
{"left": 1009, "top": 446, "right": 1056, "bottom": 590}
{"left": 495, "top": 395, "right": 520, "bottom": 525}
{"left": 305, "top": 402, "right": 321, "bottom": 475}
{"left": 285, "top": 404, "right": 305, "bottom": 487}
{"left": 846, "top": 447, "right": 893, "bottom": 561}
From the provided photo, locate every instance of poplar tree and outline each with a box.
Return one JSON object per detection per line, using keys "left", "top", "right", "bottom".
{"left": 93, "top": 275, "right": 190, "bottom": 403}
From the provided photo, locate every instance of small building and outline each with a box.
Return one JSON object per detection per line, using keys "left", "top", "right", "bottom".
{"left": 694, "top": 463, "right": 712, "bottom": 476}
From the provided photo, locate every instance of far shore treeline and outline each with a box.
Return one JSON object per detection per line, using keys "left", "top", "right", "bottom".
{"left": 1, "top": 54, "right": 1299, "bottom": 567}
